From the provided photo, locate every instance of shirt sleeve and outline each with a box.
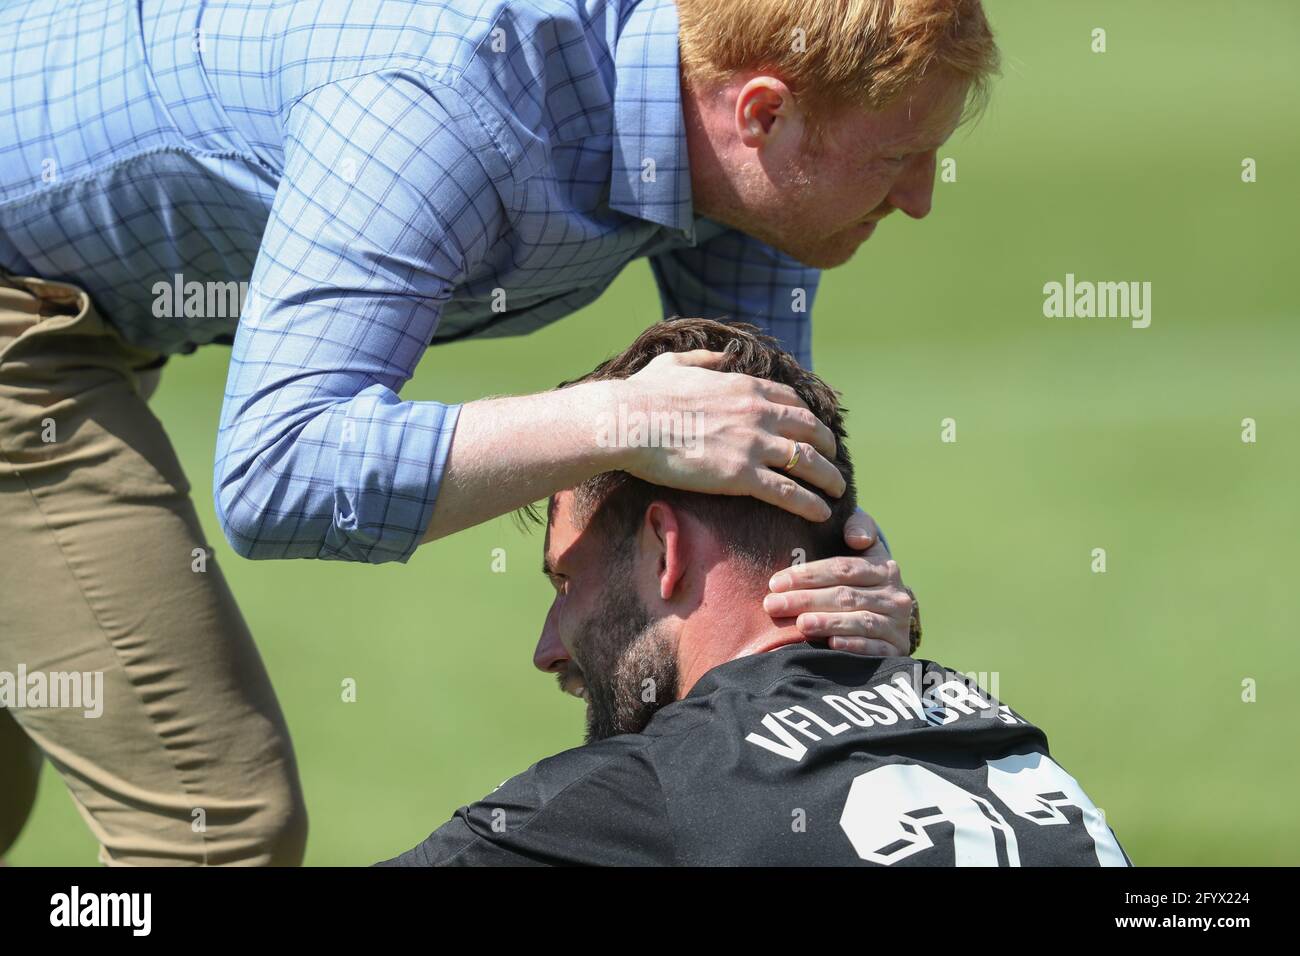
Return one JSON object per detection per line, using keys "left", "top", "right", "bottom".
{"left": 648, "top": 225, "right": 821, "bottom": 368}
{"left": 376, "top": 739, "right": 676, "bottom": 866}
{"left": 214, "top": 70, "right": 506, "bottom": 562}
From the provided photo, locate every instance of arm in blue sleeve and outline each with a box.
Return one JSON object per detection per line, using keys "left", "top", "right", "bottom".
{"left": 648, "top": 225, "right": 821, "bottom": 368}
{"left": 215, "top": 71, "right": 506, "bottom": 562}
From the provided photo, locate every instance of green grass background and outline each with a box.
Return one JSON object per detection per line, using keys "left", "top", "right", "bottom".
{"left": 11, "top": 0, "right": 1299, "bottom": 865}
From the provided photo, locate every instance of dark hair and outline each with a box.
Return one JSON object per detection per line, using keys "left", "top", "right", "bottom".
{"left": 539, "top": 318, "right": 857, "bottom": 573}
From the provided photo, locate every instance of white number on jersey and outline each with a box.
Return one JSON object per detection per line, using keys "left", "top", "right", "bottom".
{"left": 838, "top": 752, "right": 1127, "bottom": 866}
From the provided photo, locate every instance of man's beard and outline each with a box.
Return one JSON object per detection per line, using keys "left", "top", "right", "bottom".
{"left": 571, "top": 581, "right": 679, "bottom": 743}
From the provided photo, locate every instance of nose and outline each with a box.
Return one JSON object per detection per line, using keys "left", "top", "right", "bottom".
{"left": 887, "top": 150, "right": 937, "bottom": 220}
{"left": 533, "top": 602, "right": 570, "bottom": 673}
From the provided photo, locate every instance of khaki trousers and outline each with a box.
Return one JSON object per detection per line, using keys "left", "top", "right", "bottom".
{"left": 0, "top": 274, "right": 306, "bottom": 865}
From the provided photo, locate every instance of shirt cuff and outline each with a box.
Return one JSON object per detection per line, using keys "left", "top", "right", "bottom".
{"left": 322, "top": 387, "right": 462, "bottom": 563}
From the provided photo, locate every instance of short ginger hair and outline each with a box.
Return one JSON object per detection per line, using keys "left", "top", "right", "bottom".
{"left": 677, "top": 0, "right": 999, "bottom": 119}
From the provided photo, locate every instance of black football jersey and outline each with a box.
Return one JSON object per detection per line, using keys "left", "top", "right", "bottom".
{"left": 380, "top": 645, "right": 1130, "bottom": 866}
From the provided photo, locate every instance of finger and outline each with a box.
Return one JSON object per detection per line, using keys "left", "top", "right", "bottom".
{"left": 768, "top": 556, "right": 900, "bottom": 593}
{"left": 750, "top": 377, "right": 809, "bottom": 410}
{"left": 746, "top": 468, "right": 833, "bottom": 522}
{"left": 860, "top": 535, "right": 891, "bottom": 560}
{"left": 795, "top": 610, "right": 906, "bottom": 648}
{"left": 764, "top": 584, "right": 905, "bottom": 619}
{"left": 658, "top": 348, "right": 729, "bottom": 369}
{"left": 843, "top": 508, "right": 877, "bottom": 551}
{"left": 769, "top": 403, "right": 838, "bottom": 460}
{"left": 766, "top": 438, "right": 845, "bottom": 499}
{"left": 826, "top": 636, "right": 901, "bottom": 658}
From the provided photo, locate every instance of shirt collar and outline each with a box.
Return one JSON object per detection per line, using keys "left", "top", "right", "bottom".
{"left": 610, "top": 0, "right": 695, "bottom": 239}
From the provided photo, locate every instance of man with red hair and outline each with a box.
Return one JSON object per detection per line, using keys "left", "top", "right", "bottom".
{"left": 0, "top": 1, "right": 996, "bottom": 864}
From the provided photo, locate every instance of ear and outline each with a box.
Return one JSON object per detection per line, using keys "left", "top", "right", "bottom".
{"left": 642, "top": 501, "right": 687, "bottom": 602}
{"left": 734, "top": 76, "right": 803, "bottom": 149}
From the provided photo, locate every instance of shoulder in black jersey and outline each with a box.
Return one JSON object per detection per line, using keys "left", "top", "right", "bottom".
{"left": 379, "top": 645, "right": 1130, "bottom": 867}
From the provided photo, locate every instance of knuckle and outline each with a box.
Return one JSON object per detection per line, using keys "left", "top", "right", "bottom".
{"left": 835, "top": 586, "right": 859, "bottom": 610}
{"left": 833, "top": 557, "right": 858, "bottom": 580}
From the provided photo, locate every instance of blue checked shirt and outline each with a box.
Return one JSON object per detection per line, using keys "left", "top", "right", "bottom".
{"left": 0, "top": 0, "right": 820, "bottom": 563}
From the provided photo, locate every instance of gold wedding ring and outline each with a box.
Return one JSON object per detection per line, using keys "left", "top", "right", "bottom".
{"left": 782, "top": 441, "right": 801, "bottom": 472}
